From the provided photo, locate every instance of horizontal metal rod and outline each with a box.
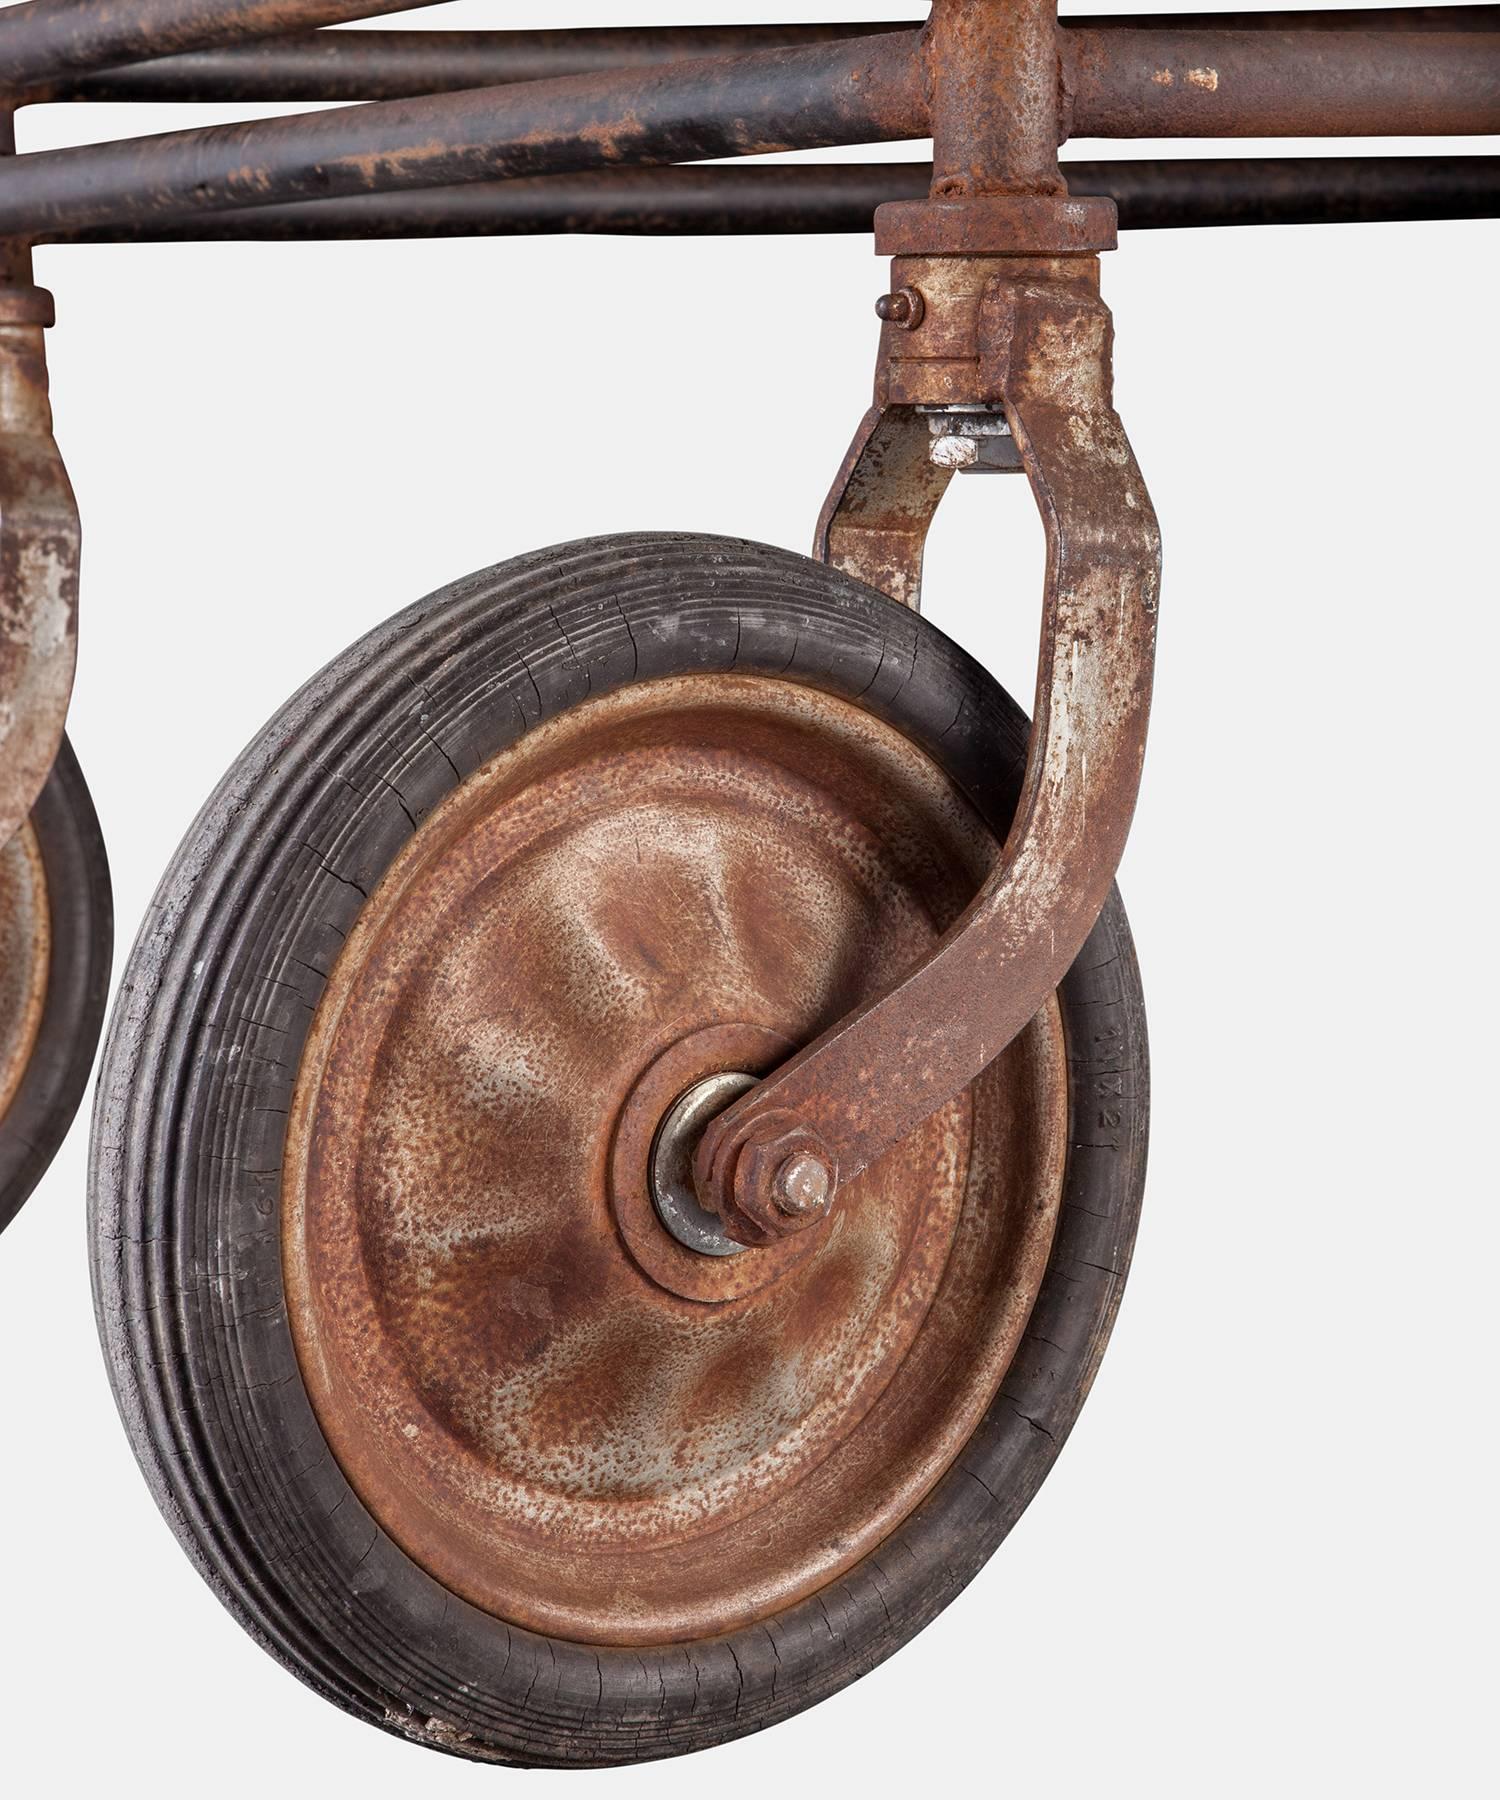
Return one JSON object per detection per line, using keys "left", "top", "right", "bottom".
{"left": 40, "top": 158, "right": 1500, "bottom": 242}
{"left": 1051, "top": 29, "right": 1498, "bottom": 135}
{"left": 2, "top": 29, "right": 1496, "bottom": 241}
{"left": 24, "top": 22, "right": 902, "bottom": 103}
{"left": 0, "top": 1, "right": 450, "bottom": 100}
{"left": 1063, "top": 28, "right": 1500, "bottom": 135}
{"left": 27, "top": 9, "right": 1500, "bottom": 105}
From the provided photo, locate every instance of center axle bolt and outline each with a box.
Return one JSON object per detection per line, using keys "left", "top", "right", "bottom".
{"left": 773, "top": 1152, "right": 835, "bottom": 1219}
{"left": 696, "top": 1114, "right": 842, "bottom": 1246}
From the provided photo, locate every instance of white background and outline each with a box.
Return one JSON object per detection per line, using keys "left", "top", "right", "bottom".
{"left": 2, "top": 3, "right": 1496, "bottom": 1794}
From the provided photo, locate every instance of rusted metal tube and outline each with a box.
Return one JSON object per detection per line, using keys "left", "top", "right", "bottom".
{"left": 1064, "top": 28, "right": 1500, "bottom": 136}
{"left": 24, "top": 22, "right": 907, "bottom": 102}
{"left": 44, "top": 164, "right": 937, "bottom": 240}
{"left": 40, "top": 156, "right": 1498, "bottom": 243}
{"left": 25, "top": 156, "right": 1500, "bottom": 242}
{"left": 25, "top": 10, "right": 1500, "bottom": 105}
{"left": 1081, "top": 3, "right": 1497, "bottom": 23}
{"left": 0, "top": 1, "right": 448, "bottom": 99}
{"left": 928, "top": 0, "right": 1065, "bottom": 198}
{"left": 0, "top": 33, "right": 925, "bottom": 240}
{"left": 1080, "top": 153, "right": 1500, "bottom": 227}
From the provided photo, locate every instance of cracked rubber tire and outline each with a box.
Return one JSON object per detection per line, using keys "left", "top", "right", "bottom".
{"left": 1, "top": 738, "right": 112, "bottom": 1235}
{"left": 90, "top": 535, "right": 1147, "bottom": 1767}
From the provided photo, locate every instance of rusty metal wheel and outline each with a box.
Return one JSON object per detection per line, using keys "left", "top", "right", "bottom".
{"left": 1, "top": 739, "right": 112, "bottom": 1235}
{"left": 91, "top": 534, "right": 1146, "bottom": 1767}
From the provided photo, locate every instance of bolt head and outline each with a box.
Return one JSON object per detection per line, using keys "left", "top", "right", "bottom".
{"left": 773, "top": 1152, "right": 834, "bottom": 1219}
{"left": 874, "top": 286, "right": 924, "bottom": 330}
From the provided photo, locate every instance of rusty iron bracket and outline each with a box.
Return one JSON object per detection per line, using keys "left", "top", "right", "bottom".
{"left": 0, "top": 274, "right": 78, "bottom": 854}
{"left": 1, "top": 100, "right": 78, "bottom": 854}
{"left": 812, "top": 404, "right": 955, "bottom": 611}
{"left": 697, "top": 167, "right": 1160, "bottom": 1244}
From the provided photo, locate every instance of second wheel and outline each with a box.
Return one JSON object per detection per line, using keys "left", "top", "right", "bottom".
{"left": 1, "top": 740, "right": 112, "bottom": 1236}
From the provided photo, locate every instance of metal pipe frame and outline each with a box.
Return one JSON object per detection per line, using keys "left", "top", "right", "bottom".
{"left": 0, "top": 19, "right": 1495, "bottom": 241}
{"left": 0, "top": 31, "right": 929, "bottom": 239}
{"left": 0, "top": 0, "right": 1495, "bottom": 1232}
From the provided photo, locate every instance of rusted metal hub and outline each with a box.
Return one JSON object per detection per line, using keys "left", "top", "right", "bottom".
{"left": 284, "top": 673, "right": 1068, "bottom": 1644}
{"left": 0, "top": 821, "right": 49, "bottom": 1124}
{"left": 649, "top": 1064, "right": 839, "bottom": 1255}
{"left": 611, "top": 1020, "right": 818, "bottom": 1304}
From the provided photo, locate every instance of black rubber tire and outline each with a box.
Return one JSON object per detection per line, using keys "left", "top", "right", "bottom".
{"left": 90, "top": 535, "right": 1148, "bottom": 1768}
{"left": 1, "top": 739, "right": 113, "bottom": 1235}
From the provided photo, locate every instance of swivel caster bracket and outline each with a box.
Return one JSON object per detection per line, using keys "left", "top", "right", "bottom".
{"left": 697, "top": 3, "right": 1162, "bottom": 1245}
